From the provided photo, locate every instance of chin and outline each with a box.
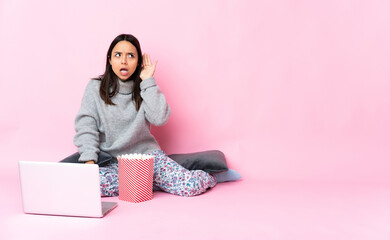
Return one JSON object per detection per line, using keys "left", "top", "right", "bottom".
{"left": 118, "top": 76, "right": 131, "bottom": 81}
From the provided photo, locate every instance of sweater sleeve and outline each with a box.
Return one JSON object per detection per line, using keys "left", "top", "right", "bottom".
{"left": 140, "top": 77, "right": 171, "bottom": 126}
{"left": 73, "top": 81, "right": 100, "bottom": 162}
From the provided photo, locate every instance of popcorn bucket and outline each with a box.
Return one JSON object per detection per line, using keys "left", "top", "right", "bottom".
{"left": 117, "top": 154, "right": 154, "bottom": 203}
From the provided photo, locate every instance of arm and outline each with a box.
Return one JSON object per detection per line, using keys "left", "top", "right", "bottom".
{"left": 140, "top": 54, "right": 170, "bottom": 126}
{"left": 140, "top": 77, "right": 170, "bottom": 126}
{"left": 73, "top": 81, "right": 100, "bottom": 163}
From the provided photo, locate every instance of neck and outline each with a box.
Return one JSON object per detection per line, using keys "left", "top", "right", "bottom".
{"left": 117, "top": 79, "right": 134, "bottom": 95}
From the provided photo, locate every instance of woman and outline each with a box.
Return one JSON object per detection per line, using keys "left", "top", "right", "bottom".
{"left": 73, "top": 34, "right": 216, "bottom": 197}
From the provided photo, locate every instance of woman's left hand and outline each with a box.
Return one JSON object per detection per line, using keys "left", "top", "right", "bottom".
{"left": 140, "top": 53, "right": 157, "bottom": 80}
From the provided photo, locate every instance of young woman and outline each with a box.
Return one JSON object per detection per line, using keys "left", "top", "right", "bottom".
{"left": 73, "top": 34, "right": 217, "bottom": 197}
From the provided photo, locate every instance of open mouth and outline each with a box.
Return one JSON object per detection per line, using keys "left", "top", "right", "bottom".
{"left": 120, "top": 68, "right": 128, "bottom": 76}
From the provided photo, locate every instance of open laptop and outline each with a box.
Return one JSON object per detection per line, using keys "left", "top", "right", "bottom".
{"left": 19, "top": 161, "right": 117, "bottom": 218}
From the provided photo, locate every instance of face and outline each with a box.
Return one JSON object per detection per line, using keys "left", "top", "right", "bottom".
{"left": 109, "top": 40, "right": 139, "bottom": 81}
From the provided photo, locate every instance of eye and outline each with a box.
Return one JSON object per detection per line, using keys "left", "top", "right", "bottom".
{"left": 128, "top": 53, "right": 135, "bottom": 58}
{"left": 114, "top": 53, "right": 120, "bottom": 57}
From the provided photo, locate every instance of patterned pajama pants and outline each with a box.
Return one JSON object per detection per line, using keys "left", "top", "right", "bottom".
{"left": 99, "top": 150, "right": 217, "bottom": 197}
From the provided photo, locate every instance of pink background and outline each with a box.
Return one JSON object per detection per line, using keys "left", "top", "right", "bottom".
{"left": 1, "top": 0, "right": 390, "bottom": 184}
{"left": 2, "top": 1, "right": 390, "bottom": 239}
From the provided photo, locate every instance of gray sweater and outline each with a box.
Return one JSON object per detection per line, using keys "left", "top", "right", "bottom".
{"left": 74, "top": 77, "right": 170, "bottom": 162}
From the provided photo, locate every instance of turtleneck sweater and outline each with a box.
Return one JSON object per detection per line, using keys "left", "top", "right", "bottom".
{"left": 74, "top": 77, "right": 170, "bottom": 162}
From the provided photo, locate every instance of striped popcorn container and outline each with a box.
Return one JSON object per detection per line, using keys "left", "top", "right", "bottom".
{"left": 117, "top": 154, "right": 154, "bottom": 203}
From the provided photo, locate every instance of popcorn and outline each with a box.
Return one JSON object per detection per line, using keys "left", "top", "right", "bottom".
{"left": 117, "top": 154, "right": 154, "bottom": 203}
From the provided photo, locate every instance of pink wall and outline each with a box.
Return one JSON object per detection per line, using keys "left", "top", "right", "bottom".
{"left": 1, "top": 0, "right": 389, "bottom": 183}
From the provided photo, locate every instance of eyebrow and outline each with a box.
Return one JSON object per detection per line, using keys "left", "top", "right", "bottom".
{"left": 113, "top": 51, "right": 136, "bottom": 54}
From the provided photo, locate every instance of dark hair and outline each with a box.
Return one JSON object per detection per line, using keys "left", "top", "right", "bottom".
{"left": 94, "top": 34, "right": 143, "bottom": 110}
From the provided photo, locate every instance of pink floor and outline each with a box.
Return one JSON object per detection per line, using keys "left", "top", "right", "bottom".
{"left": 2, "top": 172, "right": 390, "bottom": 240}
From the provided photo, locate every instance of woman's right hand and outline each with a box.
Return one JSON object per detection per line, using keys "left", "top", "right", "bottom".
{"left": 85, "top": 160, "right": 95, "bottom": 164}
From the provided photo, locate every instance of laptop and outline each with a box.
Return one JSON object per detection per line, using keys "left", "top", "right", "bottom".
{"left": 19, "top": 161, "right": 117, "bottom": 218}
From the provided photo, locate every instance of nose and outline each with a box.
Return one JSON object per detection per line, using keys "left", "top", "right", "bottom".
{"left": 121, "top": 55, "right": 127, "bottom": 64}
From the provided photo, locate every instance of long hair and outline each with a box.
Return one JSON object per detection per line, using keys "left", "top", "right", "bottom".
{"left": 94, "top": 34, "right": 143, "bottom": 110}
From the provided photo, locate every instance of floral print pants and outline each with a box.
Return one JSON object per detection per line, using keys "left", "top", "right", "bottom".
{"left": 99, "top": 150, "right": 217, "bottom": 197}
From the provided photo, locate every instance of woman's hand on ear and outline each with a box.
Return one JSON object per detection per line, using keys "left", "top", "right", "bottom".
{"left": 140, "top": 53, "right": 157, "bottom": 80}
